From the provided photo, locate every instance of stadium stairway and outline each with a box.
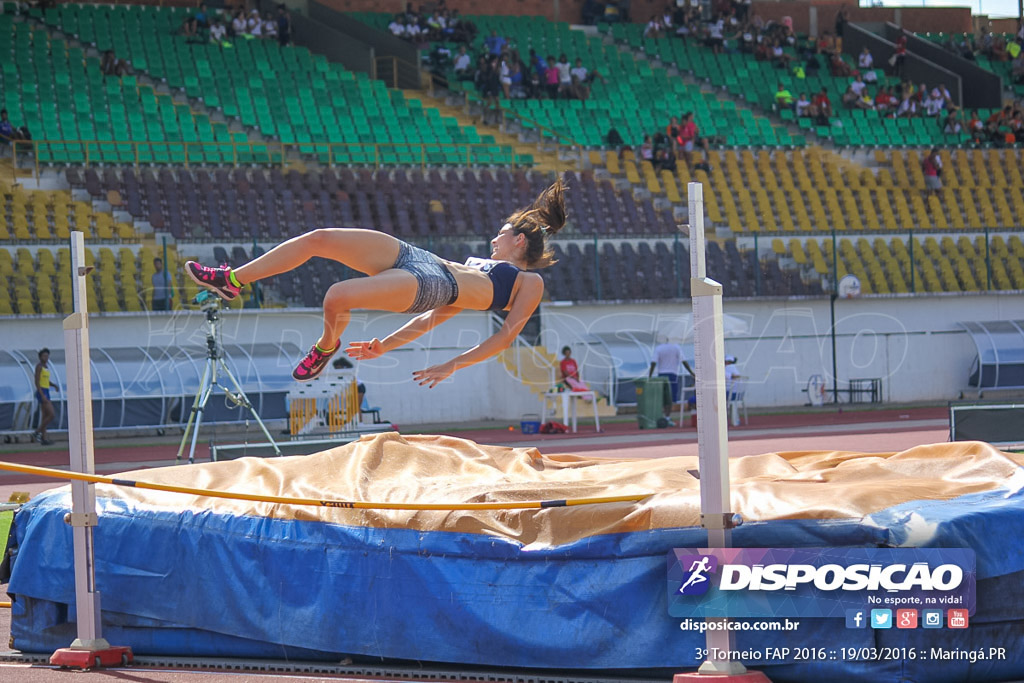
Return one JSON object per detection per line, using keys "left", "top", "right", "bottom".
{"left": 406, "top": 90, "right": 565, "bottom": 173}
{"left": 498, "top": 345, "right": 617, "bottom": 418}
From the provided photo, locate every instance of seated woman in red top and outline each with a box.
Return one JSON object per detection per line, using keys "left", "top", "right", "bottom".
{"left": 559, "top": 345, "right": 589, "bottom": 391}
{"left": 187, "top": 180, "right": 567, "bottom": 387}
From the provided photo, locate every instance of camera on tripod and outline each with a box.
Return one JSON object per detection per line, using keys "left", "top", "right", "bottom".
{"left": 192, "top": 290, "right": 222, "bottom": 320}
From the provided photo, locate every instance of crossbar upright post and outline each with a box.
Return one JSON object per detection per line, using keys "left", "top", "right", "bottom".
{"left": 673, "top": 184, "right": 770, "bottom": 683}
{"left": 50, "top": 231, "right": 133, "bottom": 670}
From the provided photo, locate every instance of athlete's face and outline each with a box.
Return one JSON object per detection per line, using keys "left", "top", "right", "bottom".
{"left": 490, "top": 223, "right": 523, "bottom": 261}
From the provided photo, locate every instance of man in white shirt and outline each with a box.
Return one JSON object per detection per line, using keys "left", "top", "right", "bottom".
{"left": 923, "top": 90, "right": 944, "bottom": 116}
{"left": 850, "top": 74, "right": 867, "bottom": 96}
{"left": 388, "top": 17, "right": 406, "bottom": 37}
{"left": 724, "top": 355, "right": 743, "bottom": 399}
{"left": 453, "top": 45, "right": 471, "bottom": 76}
{"left": 651, "top": 341, "right": 684, "bottom": 425}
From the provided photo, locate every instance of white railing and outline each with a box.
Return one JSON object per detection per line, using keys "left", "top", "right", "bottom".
{"left": 490, "top": 313, "right": 555, "bottom": 389}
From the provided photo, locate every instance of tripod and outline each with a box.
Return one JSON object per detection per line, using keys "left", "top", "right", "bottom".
{"left": 176, "top": 296, "right": 281, "bottom": 463}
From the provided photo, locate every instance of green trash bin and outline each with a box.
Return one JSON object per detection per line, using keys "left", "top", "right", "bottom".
{"left": 635, "top": 377, "right": 669, "bottom": 429}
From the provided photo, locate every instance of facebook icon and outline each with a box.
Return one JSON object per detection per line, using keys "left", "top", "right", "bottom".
{"left": 846, "top": 609, "right": 867, "bottom": 628}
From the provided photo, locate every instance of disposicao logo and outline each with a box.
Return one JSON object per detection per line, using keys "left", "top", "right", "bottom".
{"left": 676, "top": 554, "right": 718, "bottom": 596}
{"left": 667, "top": 548, "right": 976, "bottom": 619}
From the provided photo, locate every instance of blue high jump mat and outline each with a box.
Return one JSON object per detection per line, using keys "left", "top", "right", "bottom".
{"left": 6, "top": 433, "right": 1024, "bottom": 682}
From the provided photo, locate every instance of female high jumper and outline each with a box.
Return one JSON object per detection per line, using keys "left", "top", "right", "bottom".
{"left": 185, "top": 178, "right": 566, "bottom": 388}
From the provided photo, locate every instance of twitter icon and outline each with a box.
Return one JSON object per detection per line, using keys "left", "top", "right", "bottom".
{"left": 871, "top": 609, "right": 892, "bottom": 629}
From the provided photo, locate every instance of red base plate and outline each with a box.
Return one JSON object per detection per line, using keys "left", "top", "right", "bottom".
{"left": 50, "top": 645, "right": 133, "bottom": 669}
{"left": 673, "top": 672, "right": 773, "bottom": 682}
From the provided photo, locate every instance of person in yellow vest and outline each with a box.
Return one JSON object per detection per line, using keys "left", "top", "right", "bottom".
{"left": 33, "top": 348, "right": 57, "bottom": 445}
{"left": 775, "top": 83, "right": 794, "bottom": 109}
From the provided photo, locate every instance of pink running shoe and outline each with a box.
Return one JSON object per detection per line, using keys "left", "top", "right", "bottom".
{"left": 293, "top": 341, "right": 340, "bottom": 382}
{"left": 184, "top": 261, "right": 241, "bottom": 301}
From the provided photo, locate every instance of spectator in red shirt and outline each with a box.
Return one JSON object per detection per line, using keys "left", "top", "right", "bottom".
{"left": 675, "top": 111, "right": 700, "bottom": 167}
{"left": 891, "top": 34, "right": 908, "bottom": 77}
{"left": 559, "top": 346, "right": 589, "bottom": 391}
{"left": 811, "top": 87, "right": 832, "bottom": 123}
{"left": 874, "top": 86, "right": 893, "bottom": 113}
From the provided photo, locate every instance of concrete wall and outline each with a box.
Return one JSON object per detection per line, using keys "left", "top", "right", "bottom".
{"left": 4, "top": 292, "right": 1021, "bottom": 422}
{"left": 0, "top": 308, "right": 542, "bottom": 426}
{"left": 540, "top": 293, "right": 1024, "bottom": 407}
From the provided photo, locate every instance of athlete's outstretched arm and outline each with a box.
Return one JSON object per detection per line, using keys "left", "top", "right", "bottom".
{"left": 346, "top": 305, "right": 463, "bottom": 360}
{"left": 413, "top": 274, "right": 545, "bottom": 388}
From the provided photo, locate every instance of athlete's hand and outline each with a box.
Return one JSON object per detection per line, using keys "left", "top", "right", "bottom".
{"left": 412, "top": 361, "right": 456, "bottom": 389}
{"left": 346, "top": 338, "right": 385, "bottom": 360}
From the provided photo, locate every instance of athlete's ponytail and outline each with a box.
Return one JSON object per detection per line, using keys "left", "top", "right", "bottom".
{"left": 507, "top": 177, "right": 567, "bottom": 269}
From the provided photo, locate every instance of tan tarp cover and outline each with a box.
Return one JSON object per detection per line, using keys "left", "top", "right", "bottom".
{"left": 97, "top": 432, "right": 1024, "bottom": 547}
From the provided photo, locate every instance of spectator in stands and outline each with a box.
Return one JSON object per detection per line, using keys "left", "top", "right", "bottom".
{"left": 453, "top": 45, "right": 472, "bottom": 79}
{"left": 923, "top": 89, "right": 945, "bottom": 117}
{"left": 841, "top": 85, "right": 865, "bottom": 109}
{"left": 247, "top": 10, "right": 263, "bottom": 38}
{"left": 654, "top": 145, "right": 678, "bottom": 173}
{"left": 581, "top": 0, "right": 603, "bottom": 25}
{"left": 736, "top": 23, "right": 756, "bottom": 53}
{"left": 774, "top": 83, "right": 794, "bottom": 108}
{"left": 849, "top": 73, "right": 867, "bottom": 97}
{"left": 230, "top": 9, "right": 247, "bottom": 38}
{"left": 544, "top": 55, "right": 560, "bottom": 99}
{"left": 508, "top": 60, "right": 526, "bottom": 99}
{"left": 896, "top": 93, "right": 916, "bottom": 118}
{"left": 194, "top": 3, "right": 210, "bottom": 31}
{"left": 874, "top": 86, "right": 894, "bottom": 113}
{"left": 834, "top": 5, "right": 848, "bottom": 52}
{"left": 817, "top": 31, "right": 836, "bottom": 54}
{"left": 276, "top": 4, "right": 291, "bottom": 45}
{"left": 665, "top": 115, "right": 680, "bottom": 140}
{"left": 811, "top": 87, "right": 832, "bottom": 123}
{"left": 1012, "top": 50, "right": 1024, "bottom": 84}
{"left": 644, "top": 16, "right": 665, "bottom": 38}
{"left": 829, "top": 51, "right": 852, "bottom": 77}
{"left": 795, "top": 92, "right": 812, "bottom": 117}
{"left": 479, "top": 56, "right": 501, "bottom": 123}
{"left": 0, "top": 109, "right": 18, "bottom": 155}
{"left": 181, "top": 14, "right": 198, "bottom": 40}
{"left": 485, "top": 29, "right": 506, "bottom": 57}
{"left": 771, "top": 41, "right": 793, "bottom": 69}
{"left": 210, "top": 18, "right": 227, "bottom": 44}
{"left": 705, "top": 15, "right": 726, "bottom": 55}
{"left": 966, "top": 110, "right": 984, "bottom": 141}
{"left": 693, "top": 152, "right": 713, "bottom": 173}
{"left": 555, "top": 54, "right": 573, "bottom": 98}
{"left": 922, "top": 148, "right": 942, "bottom": 195}
{"left": 979, "top": 26, "right": 995, "bottom": 57}
{"left": 499, "top": 56, "right": 513, "bottom": 99}
{"left": 639, "top": 134, "right": 654, "bottom": 162}
{"left": 388, "top": 14, "right": 407, "bottom": 38}
{"left": 890, "top": 33, "right": 908, "bottom": 77}
{"left": 100, "top": 50, "right": 128, "bottom": 76}
{"left": 570, "top": 57, "right": 601, "bottom": 100}
{"left": 151, "top": 258, "right": 173, "bottom": 311}
{"left": 857, "top": 47, "right": 877, "bottom": 82}
{"left": 675, "top": 111, "right": 700, "bottom": 167}
{"left": 263, "top": 14, "right": 278, "bottom": 40}
{"left": 942, "top": 108, "right": 963, "bottom": 134}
